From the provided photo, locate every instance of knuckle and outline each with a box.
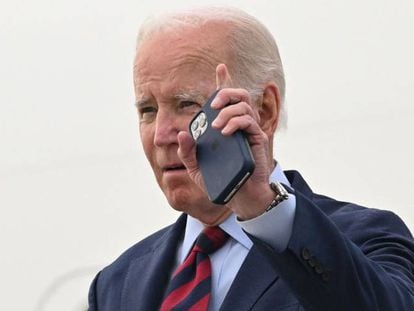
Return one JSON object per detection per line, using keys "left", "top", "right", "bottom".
{"left": 239, "top": 88, "right": 250, "bottom": 99}
{"left": 245, "top": 114, "right": 255, "bottom": 124}
{"left": 244, "top": 103, "right": 255, "bottom": 115}
{"left": 261, "top": 132, "right": 269, "bottom": 143}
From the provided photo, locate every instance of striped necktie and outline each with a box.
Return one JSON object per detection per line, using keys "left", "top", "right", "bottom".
{"left": 161, "top": 226, "right": 229, "bottom": 311}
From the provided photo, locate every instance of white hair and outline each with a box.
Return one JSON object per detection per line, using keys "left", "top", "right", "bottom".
{"left": 136, "top": 6, "right": 287, "bottom": 129}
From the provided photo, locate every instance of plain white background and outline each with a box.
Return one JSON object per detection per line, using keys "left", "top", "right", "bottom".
{"left": 1, "top": 0, "right": 413, "bottom": 310}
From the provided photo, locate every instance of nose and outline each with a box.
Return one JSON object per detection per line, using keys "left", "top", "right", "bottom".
{"left": 153, "top": 110, "right": 180, "bottom": 147}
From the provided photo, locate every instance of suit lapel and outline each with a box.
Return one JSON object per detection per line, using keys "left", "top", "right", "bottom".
{"left": 121, "top": 214, "right": 186, "bottom": 311}
{"left": 220, "top": 244, "right": 280, "bottom": 311}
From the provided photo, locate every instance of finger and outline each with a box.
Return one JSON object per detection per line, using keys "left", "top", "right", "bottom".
{"left": 215, "top": 63, "right": 233, "bottom": 90}
{"left": 219, "top": 115, "right": 263, "bottom": 137}
{"left": 177, "top": 131, "right": 206, "bottom": 190}
{"left": 177, "top": 131, "right": 197, "bottom": 172}
{"left": 211, "top": 88, "right": 251, "bottom": 110}
{"left": 212, "top": 101, "right": 260, "bottom": 129}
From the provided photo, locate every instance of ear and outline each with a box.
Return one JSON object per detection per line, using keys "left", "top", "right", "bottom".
{"left": 258, "top": 82, "right": 281, "bottom": 137}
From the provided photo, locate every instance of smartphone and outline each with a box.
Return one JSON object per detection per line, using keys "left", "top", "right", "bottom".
{"left": 189, "top": 89, "right": 255, "bottom": 205}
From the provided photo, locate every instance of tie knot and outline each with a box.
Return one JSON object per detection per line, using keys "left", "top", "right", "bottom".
{"left": 194, "top": 226, "right": 229, "bottom": 255}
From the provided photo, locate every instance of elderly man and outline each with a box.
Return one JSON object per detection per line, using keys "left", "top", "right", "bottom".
{"left": 88, "top": 7, "right": 414, "bottom": 311}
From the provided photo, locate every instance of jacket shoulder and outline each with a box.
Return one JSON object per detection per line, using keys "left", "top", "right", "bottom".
{"left": 88, "top": 223, "right": 175, "bottom": 310}
{"left": 102, "top": 224, "right": 173, "bottom": 277}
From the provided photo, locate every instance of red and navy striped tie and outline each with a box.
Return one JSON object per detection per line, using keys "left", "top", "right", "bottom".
{"left": 161, "top": 226, "right": 229, "bottom": 311}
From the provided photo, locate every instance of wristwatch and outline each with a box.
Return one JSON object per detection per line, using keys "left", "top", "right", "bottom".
{"left": 265, "top": 182, "right": 289, "bottom": 212}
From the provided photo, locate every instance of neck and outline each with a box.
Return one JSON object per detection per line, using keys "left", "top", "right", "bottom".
{"left": 188, "top": 205, "right": 232, "bottom": 227}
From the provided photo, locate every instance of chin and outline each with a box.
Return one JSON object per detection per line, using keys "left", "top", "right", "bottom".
{"left": 165, "top": 187, "right": 208, "bottom": 213}
{"left": 164, "top": 186, "right": 232, "bottom": 224}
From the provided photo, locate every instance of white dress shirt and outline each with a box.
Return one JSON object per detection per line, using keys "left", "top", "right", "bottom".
{"left": 174, "top": 163, "right": 296, "bottom": 311}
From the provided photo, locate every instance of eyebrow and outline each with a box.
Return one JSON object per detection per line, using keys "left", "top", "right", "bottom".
{"left": 134, "top": 96, "right": 150, "bottom": 108}
{"left": 174, "top": 90, "right": 207, "bottom": 104}
{"left": 134, "top": 90, "right": 208, "bottom": 108}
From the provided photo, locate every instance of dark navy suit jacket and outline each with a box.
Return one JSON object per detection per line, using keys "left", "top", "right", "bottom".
{"left": 88, "top": 171, "right": 414, "bottom": 310}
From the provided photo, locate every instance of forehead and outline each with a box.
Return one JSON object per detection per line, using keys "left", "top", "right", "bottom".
{"left": 134, "top": 22, "right": 232, "bottom": 91}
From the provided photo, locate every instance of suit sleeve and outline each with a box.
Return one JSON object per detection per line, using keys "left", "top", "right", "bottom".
{"left": 250, "top": 190, "right": 414, "bottom": 311}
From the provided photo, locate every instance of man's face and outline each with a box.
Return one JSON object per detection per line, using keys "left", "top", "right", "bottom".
{"left": 134, "top": 24, "right": 231, "bottom": 213}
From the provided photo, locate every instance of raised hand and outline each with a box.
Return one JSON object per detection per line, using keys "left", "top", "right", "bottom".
{"left": 178, "top": 63, "right": 277, "bottom": 220}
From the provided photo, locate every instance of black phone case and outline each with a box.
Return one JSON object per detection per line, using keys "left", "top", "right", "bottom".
{"left": 189, "top": 90, "right": 255, "bottom": 204}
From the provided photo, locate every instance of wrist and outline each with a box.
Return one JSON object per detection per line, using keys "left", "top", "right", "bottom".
{"left": 235, "top": 182, "right": 289, "bottom": 221}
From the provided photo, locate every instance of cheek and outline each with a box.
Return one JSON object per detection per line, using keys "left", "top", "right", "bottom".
{"left": 139, "top": 126, "right": 155, "bottom": 164}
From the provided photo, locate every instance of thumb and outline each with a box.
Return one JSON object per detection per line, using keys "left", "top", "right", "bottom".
{"left": 216, "top": 63, "right": 234, "bottom": 89}
{"left": 177, "top": 131, "right": 205, "bottom": 189}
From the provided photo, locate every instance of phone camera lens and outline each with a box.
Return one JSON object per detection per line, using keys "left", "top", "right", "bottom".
{"left": 194, "top": 129, "right": 202, "bottom": 139}
{"left": 191, "top": 120, "right": 199, "bottom": 131}
{"left": 199, "top": 114, "right": 207, "bottom": 127}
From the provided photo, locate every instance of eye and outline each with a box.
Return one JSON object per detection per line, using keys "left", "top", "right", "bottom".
{"left": 138, "top": 106, "right": 157, "bottom": 122}
{"left": 179, "top": 101, "right": 199, "bottom": 108}
{"left": 179, "top": 101, "right": 201, "bottom": 115}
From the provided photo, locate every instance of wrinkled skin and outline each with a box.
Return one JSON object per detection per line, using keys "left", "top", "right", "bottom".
{"left": 134, "top": 22, "right": 281, "bottom": 225}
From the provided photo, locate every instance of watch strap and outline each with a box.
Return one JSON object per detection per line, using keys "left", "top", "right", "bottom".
{"left": 265, "top": 182, "right": 289, "bottom": 212}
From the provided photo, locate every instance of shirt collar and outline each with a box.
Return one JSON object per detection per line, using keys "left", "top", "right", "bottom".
{"left": 181, "top": 213, "right": 253, "bottom": 263}
{"left": 180, "top": 162, "right": 289, "bottom": 262}
{"left": 270, "top": 162, "right": 291, "bottom": 186}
